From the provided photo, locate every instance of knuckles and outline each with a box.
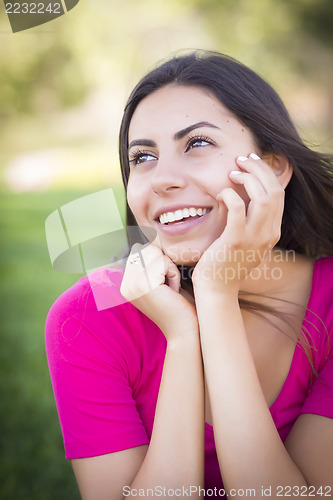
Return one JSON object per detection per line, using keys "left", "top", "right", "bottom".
{"left": 231, "top": 199, "right": 245, "bottom": 211}
{"left": 254, "top": 195, "right": 270, "bottom": 207}
{"left": 270, "top": 187, "right": 285, "bottom": 201}
{"left": 121, "top": 246, "right": 168, "bottom": 303}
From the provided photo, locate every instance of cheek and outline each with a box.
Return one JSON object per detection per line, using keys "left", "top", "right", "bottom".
{"left": 197, "top": 156, "right": 235, "bottom": 198}
{"left": 126, "top": 182, "right": 148, "bottom": 223}
{"left": 126, "top": 184, "right": 139, "bottom": 216}
{"left": 209, "top": 154, "right": 251, "bottom": 204}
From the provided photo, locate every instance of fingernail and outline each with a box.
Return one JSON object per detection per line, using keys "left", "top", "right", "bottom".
{"left": 250, "top": 153, "right": 261, "bottom": 160}
{"left": 237, "top": 156, "right": 248, "bottom": 161}
{"left": 230, "top": 170, "right": 242, "bottom": 176}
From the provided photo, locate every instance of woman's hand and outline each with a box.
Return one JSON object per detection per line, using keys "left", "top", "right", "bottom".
{"left": 120, "top": 240, "right": 198, "bottom": 339}
{"left": 192, "top": 153, "right": 285, "bottom": 296}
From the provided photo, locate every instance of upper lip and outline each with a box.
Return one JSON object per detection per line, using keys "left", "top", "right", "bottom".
{"left": 152, "top": 204, "right": 213, "bottom": 221}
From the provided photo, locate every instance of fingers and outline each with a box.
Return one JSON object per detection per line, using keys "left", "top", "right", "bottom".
{"left": 217, "top": 153, "right": 285, "bottom": 250}
{"left": 236, "top": 154, "right": 285, "bottom": 210}
{"left": 122, "top": 242, "right": 180, "bottom": 301}
{"left": 164, "top": 258, "right": 181, "bottom": 293}
{"left": 236, "top": 154, "right": 282, "bottom": 194}
{"left": 233, "top": 155, "right": 284, "bottom": 209}
{"left": 229, "top": 166, "right": 275, "bottom": 242}
{"left": 216, "top": 188, "right": 246, "bottom": 246}
{"left": 130, "top": 241, "right": 161, "bottom": 268}
{"left": 122, "top": 244, "right": 153, "bottom": 299}
{"left": 241, "top": 155, "right": 284, "bottom": 246}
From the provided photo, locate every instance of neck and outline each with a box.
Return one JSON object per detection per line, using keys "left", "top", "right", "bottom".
{"left": 179, "top": 247, "right": 313, "bottom": 301}
{"left": 239, "top": 247, "right": 298, "bottom": 298}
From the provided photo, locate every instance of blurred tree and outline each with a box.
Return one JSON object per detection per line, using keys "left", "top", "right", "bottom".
{"left": 189, "top": 0, "right": 333, "bottom": 135}
{"left": 295, "top": 0, "right": 333, "bottom": 47}
{"left": 1, "top": 0, "right": 332, "bottom": 128}
{"left": 0, "top": 2, "right": 332, "bottom": 500}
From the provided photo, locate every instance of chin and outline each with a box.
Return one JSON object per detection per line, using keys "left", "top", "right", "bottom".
{"left": 162, "top": 243, "right": 205, "bottom": 267}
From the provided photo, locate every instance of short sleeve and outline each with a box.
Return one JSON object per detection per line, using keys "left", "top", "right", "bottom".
{"left": 300, "top": 355, "right": 333, "bottom": 419}
{"left": 299, "top": 258, "right": 333, "bottom": 420}
{"left": 45, "top": 269, "right": 150, "bottom": 459}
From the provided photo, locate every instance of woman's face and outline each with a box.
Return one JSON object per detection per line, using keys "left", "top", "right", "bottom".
{"left": 127, "top": 84, "right": 259, "bottom": 265}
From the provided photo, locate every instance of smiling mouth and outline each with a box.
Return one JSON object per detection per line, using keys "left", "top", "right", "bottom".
{"left": 157, "top": 207, "right": 212, "bottom": 225}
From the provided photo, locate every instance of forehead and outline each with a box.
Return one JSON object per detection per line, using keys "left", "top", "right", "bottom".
{"left": 128, "top": 84, "right": 233, "bottom": 140}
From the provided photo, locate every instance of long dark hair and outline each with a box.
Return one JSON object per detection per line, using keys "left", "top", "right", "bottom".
{"left": 118, "top": 50, "right": 333, "bottom": 369}
{"left": 119, "top": 50, "right": 333, "bottom": 256}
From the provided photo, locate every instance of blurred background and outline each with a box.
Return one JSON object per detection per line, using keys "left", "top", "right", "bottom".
{"left": 0, "top": 0, "right": 332, "bottom": 498}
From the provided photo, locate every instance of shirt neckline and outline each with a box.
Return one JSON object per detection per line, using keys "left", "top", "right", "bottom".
{"left": 205, "top": 257, "right": 323, "bottom": 429}
{"left": 269, "top": 256, "right": 321, "bottom": 413}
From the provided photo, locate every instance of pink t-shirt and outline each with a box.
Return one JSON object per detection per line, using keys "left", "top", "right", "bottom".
{"left": 45, "top": 257, "right": 333, "bottom": 489}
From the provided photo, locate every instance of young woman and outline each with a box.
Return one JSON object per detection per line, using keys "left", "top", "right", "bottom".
{"left": 46, "top": 51, "right": 333, "bottom": 499}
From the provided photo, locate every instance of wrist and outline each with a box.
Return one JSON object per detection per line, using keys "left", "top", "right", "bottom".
{"left": 166, "top": 326, "right": 201, "bottom": 351}
{"left": 193, "top": 287, "right": 240, "bottom": 321}
{"left": 161, "top": 317, "right": 200, "bottom": 342}
{"left": 192, "top": 278, "right": 240, "bottom": 301}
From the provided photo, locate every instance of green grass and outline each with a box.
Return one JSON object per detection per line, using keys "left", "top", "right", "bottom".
{"left": 0, "top": 187, "right": 125, "bottom": 500}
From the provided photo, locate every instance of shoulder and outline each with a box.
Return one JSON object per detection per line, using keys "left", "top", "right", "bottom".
{"left": 45, "top": 268, "right": 163, "bottom": 460}
{"left": 45, "top": 267, "right": 165, "bottom": 368}
{"left": 45, "top": 267, "right": 128, "bottom": 334}
{"left": 303, "top": 257, "right": 333, "bottom": 371}
{"left": 46, "top": 266, "right": 140, "bottom": 326}
{"left": 313, "top": 256, "right": 333, "bottom": 287}
{"left": 310, "top": 257, "right": 333, "bottom": 324}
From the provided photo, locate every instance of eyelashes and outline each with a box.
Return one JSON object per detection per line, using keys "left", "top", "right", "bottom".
{"left": 128, "top": 134, "right": 216, "bottom": 166}
{"left": 128, "top": 148, "right": 156, "bottom": 166}
{"left": 185, "top": 134, "right": 215, "bottom": 151}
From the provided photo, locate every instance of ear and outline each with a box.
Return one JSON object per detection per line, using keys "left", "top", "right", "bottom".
{"left": 262, "top": 153, "right": 293, "bottom": 189}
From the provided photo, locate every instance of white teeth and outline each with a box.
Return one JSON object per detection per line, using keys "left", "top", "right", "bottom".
{"left": 166, "top": 211, "right": 175, "bottom": 222}
{"left": 174, "top": 210, "right": 184, "bottom": 221}
{"left": 158, "top": 207, "right": 209, "bottom": 224}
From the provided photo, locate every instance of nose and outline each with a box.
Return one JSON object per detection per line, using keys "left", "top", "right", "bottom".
{"left": 151, "top": 154, "right": 187, "bottom": 195}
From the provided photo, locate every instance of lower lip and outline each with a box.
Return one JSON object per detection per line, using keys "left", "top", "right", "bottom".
{"left": 156, "top": 211, "right": 212, "bottom": 235}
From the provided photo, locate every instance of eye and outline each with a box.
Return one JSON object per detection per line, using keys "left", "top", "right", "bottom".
{"left": 129, "top": 149, "right": 157, "bottom": 166}
{"left": 185, "top": 135, "right": 215, "bottom": 152}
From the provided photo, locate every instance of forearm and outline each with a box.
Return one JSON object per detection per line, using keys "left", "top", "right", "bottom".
{"left": 129, "top": 326, "right": 205, "bottom": 498}
{"left": 195, "top": 291, "right": 307, "bottom": 498}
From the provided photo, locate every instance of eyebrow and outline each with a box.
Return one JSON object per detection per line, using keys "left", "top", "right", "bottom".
{"left": 128, "top": 121, "right": 220, "bottom": 150}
